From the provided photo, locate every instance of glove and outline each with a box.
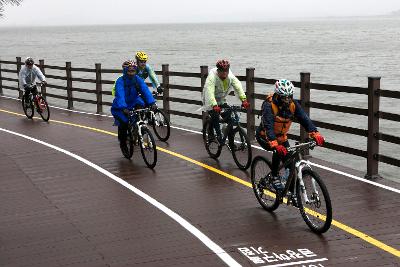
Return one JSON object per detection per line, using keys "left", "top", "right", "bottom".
{"left": 213, "top": 105, "right": 221, "bottom": 113}
{"left": 268, "top": 140, "right": 287, "bottom": 157}
{"left": 241, "top": 99, "right": 250, "bottom": 109}
{"left": 149, "top": 103, "right": 157, "bottom": 110}
{"left": 123, "top": 108, "right": 130, "bottom": 115}
{"left": 41, "top": 80, "right": 47, "bottom": 85}
{"left": 309, "top": 131, "right": 325, "bottom": 146}
{"left": 23, "top": 84, "right": 29, "bottom": 89}
{"left": 156, "top": 86, "right": 163, "bottom": 94}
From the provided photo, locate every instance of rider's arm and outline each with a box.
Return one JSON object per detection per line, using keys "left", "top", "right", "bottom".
{"left": 18, "top": 66, "right": 27, "bottom": 90}
{"left": 136, "top": 76, "right": 155, "bottom": 105}
{"left": 261, "top": 101, "right": 277, "bottom": 141}
{"left": 230, "top": 74, "right": 247, "bottom": 101}
{"left": 293, "top": 100, "right": 317, "bottom": 132}
{"left": 33, "top": 65, "right": 46, "bottom": 83}
{"left": 113, "top": 77, "right": 128, "bottom": 109}
{"left": 204, "top": 74, "right": 218, "bottom": 107}
{"left": 146, "top": 64, "right": 160, "bottom": 89}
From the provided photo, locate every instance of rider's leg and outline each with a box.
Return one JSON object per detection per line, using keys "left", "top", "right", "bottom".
{"left": 209, "top": 110, "right": 222, "bottom": 142}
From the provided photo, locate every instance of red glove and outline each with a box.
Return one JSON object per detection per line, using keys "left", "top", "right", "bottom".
{"left": 268, "top": 140, "right": 287, "bottom": 157}
{"left": 241, "top": 99, "right": 250, "bottom": 109}
{"left": 213, "top": 105, "right": 221, "bottom": 113}
{"left": 309, "top": 131, "right": 325, "bottom": 146}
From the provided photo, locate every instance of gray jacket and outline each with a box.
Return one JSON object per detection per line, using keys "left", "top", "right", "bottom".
{"left": 18, "top": 65, "right": 46, "bottom": 90}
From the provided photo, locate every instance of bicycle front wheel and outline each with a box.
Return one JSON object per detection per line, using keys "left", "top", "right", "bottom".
{"left": 37, "top": 96, "right": 50, "bottom": 121}
{"left": 296, "top": 169, "right": 332, "bottom": 234}
{"left": 22, "top": 95, "right": 34, "bottom": 119}
{"left": 202, "top": 119, "right": 222, "bottom": 159}
{"left": 230, "top": 127, "right": 252, "bottom": 170}
{"left": 152, "top": 109, "right": 170, "bottom": 142}
{"left": 251, "top": 156, "right": 280, "bottom": 212}
{"left": 139, "top": 127, "right": 157, "bottom": 169}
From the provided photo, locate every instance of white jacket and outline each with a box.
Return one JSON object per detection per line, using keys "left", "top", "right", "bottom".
{"left": 202, "top": 67, "right": 246, "bottom": 110}
{"left": 18, "top": 65, "right": 46, "bottom": 90}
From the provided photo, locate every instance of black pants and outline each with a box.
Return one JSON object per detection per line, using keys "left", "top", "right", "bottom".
{"left": 24, "top": 85, "right": 38, "bottom": 100}
{"left": 255, "top": 125, "right": 290, "bottom": 176}
{"left": 115, "top": 116, "right": 129, "bottom": 143}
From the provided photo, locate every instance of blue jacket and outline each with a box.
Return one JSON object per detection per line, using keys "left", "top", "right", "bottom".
{"left": 261, "top": 94, "right": 317, "bottom": 141}
{"left": 111, "top": 69, "right": 155, "bottom": 125}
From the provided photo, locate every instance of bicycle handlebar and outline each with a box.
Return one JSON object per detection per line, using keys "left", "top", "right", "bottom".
{"left": 286, "top": 141, "right": 317, "bottom": 152}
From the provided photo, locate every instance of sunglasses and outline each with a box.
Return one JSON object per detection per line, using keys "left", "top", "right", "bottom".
{"left": 138, "top": 60, "right": 147, "bottom": 64}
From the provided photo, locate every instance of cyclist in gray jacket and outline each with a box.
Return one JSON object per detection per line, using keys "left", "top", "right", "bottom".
{"left": 18, "top": 57, "right": 47, "bottom": 101}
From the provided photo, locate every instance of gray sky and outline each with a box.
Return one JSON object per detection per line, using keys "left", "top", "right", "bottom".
{"left": 1, "top": 0, "right": 400, "bottom": 26}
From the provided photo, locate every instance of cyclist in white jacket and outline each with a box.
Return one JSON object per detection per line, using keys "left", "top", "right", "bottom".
{"left": 202, "top": 59, "right": 250, "bottom": 143}
{"left": 18, "top": 57, "right": 46, "bottom": 101}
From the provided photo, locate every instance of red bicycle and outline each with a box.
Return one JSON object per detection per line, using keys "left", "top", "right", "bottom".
{"left": 22, "top": 83, "right": 50, "bottom": 121}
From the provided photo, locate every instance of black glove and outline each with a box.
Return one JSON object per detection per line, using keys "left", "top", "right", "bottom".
{"left": 41, "top": 80, "right": 47, "bottom": 85}
{"left": 150, "top": 103, "right": 157, "bottom": 110}
{"left": 156, "top": 86, "right": 163, "bottom": 94}
{"left": 123, "top": 108, "right": 130, "bottom": 115}
{"left": 23, "top": 84, "right": 29, "bottom": 89}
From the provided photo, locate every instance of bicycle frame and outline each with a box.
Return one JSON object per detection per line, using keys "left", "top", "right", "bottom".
{"left": 128, "top": 108, "right": 150, "bottom": 149}
{"left": 217, "top": 105, "right": 245, "bottom": 145}
{"left": 276, "top": 141, "right": 317, "bottom": 202}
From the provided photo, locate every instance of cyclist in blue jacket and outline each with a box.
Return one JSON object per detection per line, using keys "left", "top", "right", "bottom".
{"left": 111, "top": 60, "right": 156, "bottom": 150}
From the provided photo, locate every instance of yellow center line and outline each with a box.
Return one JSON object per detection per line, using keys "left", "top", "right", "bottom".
{"left": 1, "top": 108, "right": 399, "bottom": 258}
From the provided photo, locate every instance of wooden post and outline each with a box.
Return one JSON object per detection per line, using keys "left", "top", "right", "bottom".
{"left": 39, "top": 59, "right": 46, "bottom": 98}
{"left": 95, "top": 63, "right": 103, "bottom": 114}
{"left": 300, "top": 72, "right": 311, "bottom": 155}
{"left": 200, "top": 65, "right": 209, "bottom": 125}
{"left": 365, "top": 77, "right": 381, "bottom": 179}
{"left": 0, "top": 62, "right": 3, "bottom": 95}
{"left": 16, "top": 57, "right": 23, "bottom": 99}
{"left": 162, "top": 64, "right": 170, "bottom": 121}
{"left": 246, "top": 68, "right": 255, "bottom": 141}
{"left": 66, "top": 61, "right": 73, "bottom": 109}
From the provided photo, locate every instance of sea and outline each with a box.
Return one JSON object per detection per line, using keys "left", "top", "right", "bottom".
{"left": 1, "top": 16, "right": 399, "bottom": 182}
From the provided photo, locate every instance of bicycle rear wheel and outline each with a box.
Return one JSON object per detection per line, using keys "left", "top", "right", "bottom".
{"left": 230, "top": 126, "right": 252, "bottom": 170}
{"left": 22, "top": 94, "right": 34, "bottom": 119}
{"left": 152, "top": 109, "right": 170, "bottom": 142}
{"left": 37, "top": 96, "right": 50, "bottom": 121}
{"left": 139, "top": 127, "right": 157, "bottom": 169}
{"left": 202, "top": 119, "right": 222, "bottom": 159}
{"left": 296, "top": 169, "right": 332, "bottom": 234}
{"left": 251, "top": 156, "right": 280, "bottom": 211}
{"left": 120, "top": 126, "right": 134, "bottom": 159}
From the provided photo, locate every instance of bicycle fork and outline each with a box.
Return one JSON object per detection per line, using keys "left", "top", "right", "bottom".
{"left": 295, "top": 160, "right": 316, "bottom": 204}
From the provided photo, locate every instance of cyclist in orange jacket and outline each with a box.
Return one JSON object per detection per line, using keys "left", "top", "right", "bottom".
{"left": 255, "top": 79, "right": 325, "bottom": 192}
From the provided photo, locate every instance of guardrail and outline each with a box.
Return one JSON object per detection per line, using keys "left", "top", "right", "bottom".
{"left": 1, "top": 57, "right": 399, "bottom": 179}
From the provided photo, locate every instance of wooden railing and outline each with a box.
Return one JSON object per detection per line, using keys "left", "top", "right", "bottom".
{"left": 1, "top": 57, "right": 400, "bottom": 179}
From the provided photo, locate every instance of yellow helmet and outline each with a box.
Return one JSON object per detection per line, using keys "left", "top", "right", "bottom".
{"left": 135, "top": 51, "right": 148, "bottom": 61}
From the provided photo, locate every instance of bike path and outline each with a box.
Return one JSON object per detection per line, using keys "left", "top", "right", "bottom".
{"left": 0, "top": 97, "right": 399, "bottom": 266}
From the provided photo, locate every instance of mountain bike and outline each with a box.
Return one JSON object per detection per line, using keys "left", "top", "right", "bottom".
{"left": 251, "top": 141, "right": 332, "bottom": 233}
{"left": 22, "top": 83, "right": 50, "bottom": 121}
{"left": 202, "top": 104, "right": 252, "bottom": 170}
{"left": 145, "top": 91, "right": 170, "bottom": 142}
{"left": 120, "top": 108, "right": 157, "bottom": 169}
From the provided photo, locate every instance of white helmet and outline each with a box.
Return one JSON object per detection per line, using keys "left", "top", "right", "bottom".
{"left": 274, "top": 79, "right": 294, "bottom": 97}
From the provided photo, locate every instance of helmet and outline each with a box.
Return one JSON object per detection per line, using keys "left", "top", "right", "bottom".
{"left": 135, "top": 51, "right": 148, "bottom": 61}
{"left": 25, "top": 57, "right": 34, "bottom": 65}
{"left": 274, "top": 79, "right": 294, "bottom": 97}
{"left": 122, "top": 60, "right": 137, "bottom": 70}
{"left": 216, "top": 59, "right": 230, "bottom": 71}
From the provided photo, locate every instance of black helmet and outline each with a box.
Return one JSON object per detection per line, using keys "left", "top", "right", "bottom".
{"left": 25, "top": 57, "right": 34, "bottom": 65}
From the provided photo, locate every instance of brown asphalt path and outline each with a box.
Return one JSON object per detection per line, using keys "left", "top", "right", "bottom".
{"left": 0, "top": 97, "right": 399, "bottom": 267}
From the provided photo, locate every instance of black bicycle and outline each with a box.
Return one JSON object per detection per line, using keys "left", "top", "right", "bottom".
{"left": 22, "top": 83, "right": 50, "bottom": 121}
{"left": 120, "top": 108, "right": 157, "bottom": 169}
{"left": 202, "top": 104, "right": 252, "bottom": 170}
{"left": 146, "top": 92, "right": 170, "bottom": 142}
{"left": 251, "top": 141, "right": 332, "bottom": 233}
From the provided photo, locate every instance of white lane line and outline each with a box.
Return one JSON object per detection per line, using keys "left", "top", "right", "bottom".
{"left": 0, "top": 127, "right": 242, "bottom": 267}
{"left": 1, "top": 94, "right": 399, "bottom": 193}
{"left": 261, "top": 258, "right": 328, "bottom": 267}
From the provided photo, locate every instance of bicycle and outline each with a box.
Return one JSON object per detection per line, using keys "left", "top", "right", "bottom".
{"left": 22, "top": 83, "right": 50, "bottom": 121}
{"left": 251, "top": 141, "right": 332, "bottom": 233}
{"left": 202, "top": 104, "right": 252, "bottom": 170}
{"left": 120, "top": 108, "right": 157, "bottom": 169}
{"left": 145, "top": 91, "right": 170, "bottom": 142}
